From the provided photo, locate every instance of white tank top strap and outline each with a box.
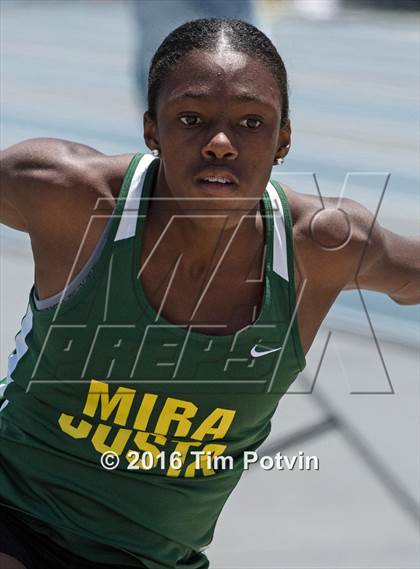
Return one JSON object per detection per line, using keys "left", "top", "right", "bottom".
{"left": 114, "top": 153, "right": 155, "bottom": 242}
{"left": 265, "top": 181, "right": 289, "bottom": 282}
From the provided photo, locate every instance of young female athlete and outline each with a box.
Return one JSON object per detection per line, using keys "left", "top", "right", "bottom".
{"left": 0, "top": 18, "right": 418, "bottom": 569}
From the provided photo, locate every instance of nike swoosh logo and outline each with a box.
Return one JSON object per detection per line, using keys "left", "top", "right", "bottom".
{"left": 250, "top": 345, "right": 283, "bottom": 358}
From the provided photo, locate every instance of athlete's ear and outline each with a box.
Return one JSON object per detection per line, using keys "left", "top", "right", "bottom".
{"left": 274, "top": 119, "right": 291, "bottom": 164}
{"left": 143, "top": 111, "right": 160, "bottom": 154}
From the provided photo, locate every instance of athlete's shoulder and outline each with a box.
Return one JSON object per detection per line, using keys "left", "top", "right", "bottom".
{"left": 267, "top": 181, "right": 318, "bottom": 242}
{"left": 276, "top": 181, "right": 384, "bottom": 290}
{"left": 1, "top": 137, "right": 135, "bottom": 195}
{"left": 1, "top": 137, "right": 136, "bottom": 231}
{"left": 274, "top": 182, "right": 364, "bottom": 248}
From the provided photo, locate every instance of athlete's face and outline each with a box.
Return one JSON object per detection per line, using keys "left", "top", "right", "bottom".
{"left": 144, "top": 49, "right": 291, "bottom": 214}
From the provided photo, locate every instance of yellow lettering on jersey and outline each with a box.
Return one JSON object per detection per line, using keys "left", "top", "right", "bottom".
{"left": 91, "top": 424, "right": 132, "bottom": 455}
{"left": 155, "top": 397, "right": 197, "bottom": 437}
{"left": 191, "top": 408, "right": 236, "bottom": 441}
{"left": 129, "top": 431, "right": 167, "bottom": 469}
{"left": 133, "top": 393, "right": 158, "bottom": 431}
{"left": 166, "top": 440, "right": 201, "bottom": 477}
{"left": 83, "top": 379, "right": 135, "bottom": 426}
{"left": 184, "top": 443, "right": 227, "bottom": 477}
{"left": 58, "top": 414, "right": 92, "bottom": 439}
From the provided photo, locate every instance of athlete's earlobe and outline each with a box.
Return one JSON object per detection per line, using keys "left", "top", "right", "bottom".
{"left": 274, "top": 120, "right": 292, "bottom": 165}
{"left": 143, "top": 111, "right": 161, "bottom": 156}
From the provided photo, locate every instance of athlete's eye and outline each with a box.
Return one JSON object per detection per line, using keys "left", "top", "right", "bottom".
{"left": 240, "top": 118, "right": 262, "bottom": 129}
{"left": 179, "top": 115, "right": 202, "bottom": 126}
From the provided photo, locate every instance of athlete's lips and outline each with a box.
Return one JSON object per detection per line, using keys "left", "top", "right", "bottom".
{"left": 195, "top": 169, "right": 239, "bottom": 186}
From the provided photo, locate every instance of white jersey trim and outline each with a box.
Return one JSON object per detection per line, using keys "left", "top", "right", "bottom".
{"left": 266, "top": 182, "right": 289, "bottom": 282}
{"left": 0, "top": 303, "right": 33, "bottom": 412}
{"left": 114, "top": 154, "right": 155, "bottom": 242}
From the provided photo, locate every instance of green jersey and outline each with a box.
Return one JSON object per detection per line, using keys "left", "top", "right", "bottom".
{"left": 0, "top": 153, "right": 305, "bottom": 568}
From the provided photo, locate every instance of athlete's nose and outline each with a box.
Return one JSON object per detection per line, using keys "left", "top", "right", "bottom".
{"left": 201, "top": 131, "right": 238, "bottom": 161}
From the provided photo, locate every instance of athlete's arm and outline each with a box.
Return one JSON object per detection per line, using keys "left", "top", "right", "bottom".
{"left": 341, "top": 205, "right": 420, "bottom": 305}
{"left": 1, "top": 138, "right": 132, "bottom": 298}
{"left": 287, "top": 189, "right": 420, "bottom": 306}
{"left": 0, "top": 137, "right": 109, "bottom": 233}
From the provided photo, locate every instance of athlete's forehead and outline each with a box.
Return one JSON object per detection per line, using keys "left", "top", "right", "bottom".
{"left": 156, "top": 49, "right": 281, "bottom": 114}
